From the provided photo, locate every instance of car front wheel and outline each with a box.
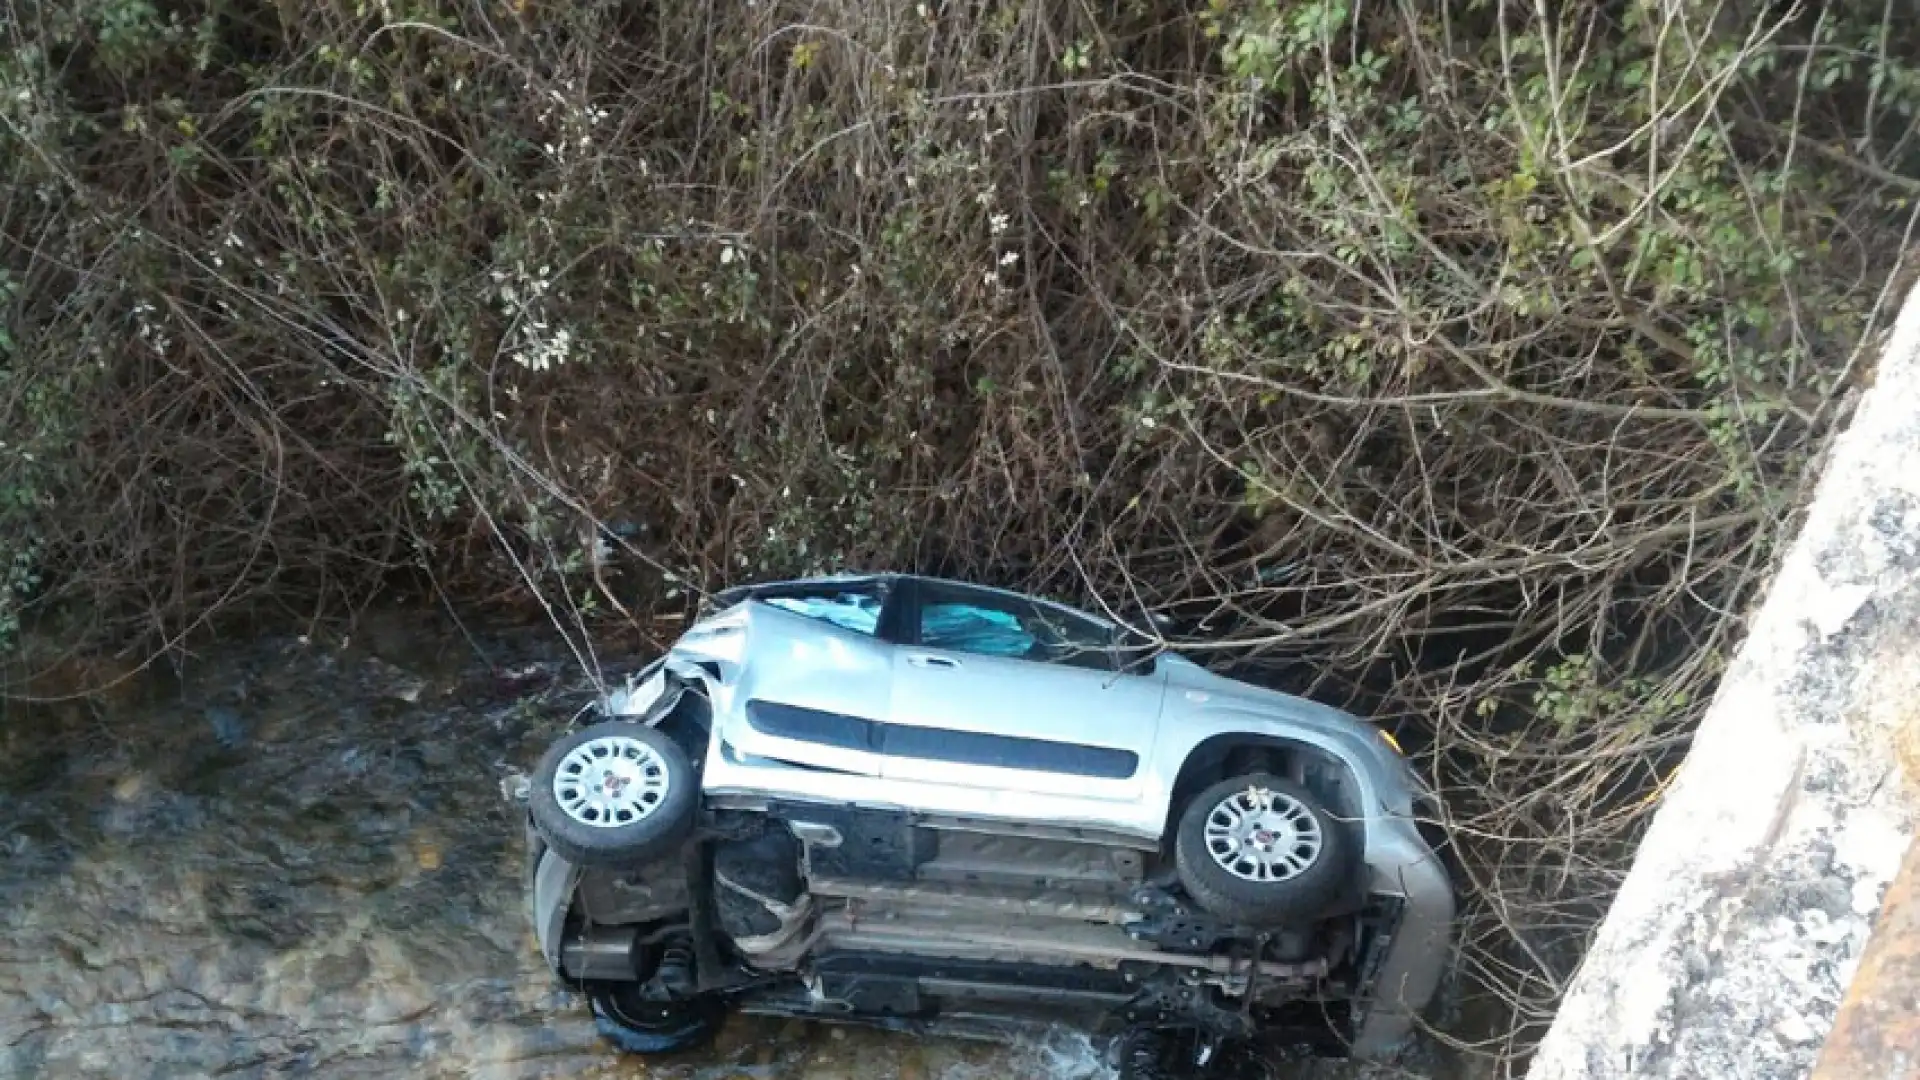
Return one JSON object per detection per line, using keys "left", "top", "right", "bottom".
{"left": 1174, "top": 774, "right": 1354, "bottom": 925}
{"left": 528, "top": 721, "right": 698, "bottom": 867}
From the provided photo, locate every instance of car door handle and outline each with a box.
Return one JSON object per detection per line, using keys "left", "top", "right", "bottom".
{"left": 906, "top": 653, "right": 960, "bottom": 669}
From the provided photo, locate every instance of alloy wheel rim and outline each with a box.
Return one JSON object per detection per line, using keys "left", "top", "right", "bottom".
{"left": 1203, "top": 785, "right": 1323, "bottom": 882}
{"left": 554, "top": 735, "right": 670, "bottom": 828}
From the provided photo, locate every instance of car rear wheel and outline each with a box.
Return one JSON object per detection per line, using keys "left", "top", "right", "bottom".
{"left": 1111, "top": 1027, "right": 1178, "bottom": 1080}
{"left": 529, "top": 721, "right": 698, "bottom": 867}
{"left": 587, "top": 984, "right": 726, "bottom": 1055}
{"left": 1174, "top": 774, "right": 1354, "bottom": 925}
{"left": 1111, "top": 1027, "right": 1245, "bottom": 1079}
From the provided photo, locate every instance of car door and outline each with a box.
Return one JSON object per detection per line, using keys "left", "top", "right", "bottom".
{"left": 883, "top": 579, "right": 1168, "bottom": 799}
{"left": 715, "top": 579, "right": 900, "bottom": 776}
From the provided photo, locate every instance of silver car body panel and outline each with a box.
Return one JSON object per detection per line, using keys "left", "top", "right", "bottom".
{"left": 588, "top": 574, "right": 1454, "bottom": 1060}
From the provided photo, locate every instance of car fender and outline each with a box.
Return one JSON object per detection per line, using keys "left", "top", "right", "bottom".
{"left": 1146, "top": 698, "right": 1431, "bottom": 892}
{"left": 531, "top": 847, "right": 584, "bottom": 975}
{"left": 1150, "top": 700, "right": 1454, "bottom": 1060}
{"left": 1162, "top": 703, "right": 1407, "bottom": 805}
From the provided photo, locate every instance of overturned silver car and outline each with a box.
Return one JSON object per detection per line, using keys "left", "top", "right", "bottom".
{"left": 522, "top": 574, "right": 1454, "bottom": 1075}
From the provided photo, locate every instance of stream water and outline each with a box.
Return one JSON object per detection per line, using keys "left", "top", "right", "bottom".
{"left": 0, "top": 613, "right": 1435, "bottom": 1080}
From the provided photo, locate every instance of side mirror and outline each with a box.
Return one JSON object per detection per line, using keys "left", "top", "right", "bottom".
{"left": 1128, "top": 608, "right": 1177, "bottom": 640}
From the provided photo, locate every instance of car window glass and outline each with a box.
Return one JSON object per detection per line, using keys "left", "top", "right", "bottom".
{"left": 920, "top": 602, "right": 1034, "bottom": 657}
{"left": 916, "top": 586, "right": 1115, "bottom": 671}
{"left": 763, "top": 588, "right": 885, "bottom": 635}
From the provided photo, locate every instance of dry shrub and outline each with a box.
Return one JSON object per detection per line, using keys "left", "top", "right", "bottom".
{"left": 4, "top": 0, "right": 1919, "bottom": 1069}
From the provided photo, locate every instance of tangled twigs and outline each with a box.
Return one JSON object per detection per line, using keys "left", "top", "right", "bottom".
{"left": 3, "top": 0, "right": 1918, "bottom": 1070}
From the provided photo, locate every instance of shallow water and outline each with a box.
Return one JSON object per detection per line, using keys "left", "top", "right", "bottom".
{"left": 0, "top": 614, "right": 1441, "bottom": 1079}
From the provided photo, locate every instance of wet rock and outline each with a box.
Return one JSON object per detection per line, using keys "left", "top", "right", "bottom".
{"left": 205, "top": 705, "right": 246, "bottom": 748}
{"left": 418, "top": 740, "right": 459, "bottom": 768}
{"left": 203, "top": 880, "right": 315, "bottom": 949}
{"left": 498, "top": 768, "right": 531, "bottom": 805}
{"left": 361, "top": 656, "right": 428, "bottom": 704}
{"left": 491, "top": 662, "right": 558, "bottom": 697}
{"left": 99, "top": 790, "right": 206, "bottom": 837}
{"left": 308, "top": 946, "right": 373, "bottom": 994}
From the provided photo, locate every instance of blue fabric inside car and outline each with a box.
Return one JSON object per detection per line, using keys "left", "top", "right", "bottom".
{"left": 919, "top": 603, "right": 1037, "bottom": 657}
{"left": 765, "top": 593, "right": 883, "bottom": 635}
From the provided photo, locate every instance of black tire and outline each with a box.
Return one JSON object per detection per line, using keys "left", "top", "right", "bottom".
{"left": 529, "top": 721, "right": 698, "bottom": 867}
{"left": 1112, "top": 1028, "right": 1178, "bottom": 1080}
{"left": 1174, "top": 774, "right": 1355, "bottom": 926}
{"left": 587, "top": 984, "right": 726, "bottom": 1056}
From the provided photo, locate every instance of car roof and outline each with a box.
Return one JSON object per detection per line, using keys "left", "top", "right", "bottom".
{"left": 709, "top": 572, "right": 898, "bottom": 606}
{"left": 710, "top": 573, "right": 1117, "bottom": 628}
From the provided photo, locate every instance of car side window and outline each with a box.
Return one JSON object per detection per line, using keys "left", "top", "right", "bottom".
{"left": 915, "top": 585, "right": 1116, "bottom": 672}
{"left": 761, "top": 585, "right": 888, "bottom": 636}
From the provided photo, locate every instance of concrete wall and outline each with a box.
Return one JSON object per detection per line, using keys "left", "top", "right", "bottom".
{"left": 1528, "top": 278, "right": 1920, "bottom": 1080}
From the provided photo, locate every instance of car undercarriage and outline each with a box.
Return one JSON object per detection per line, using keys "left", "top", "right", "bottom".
{"left": 528, "top": 698, "right": 1439, "bottom": 1075}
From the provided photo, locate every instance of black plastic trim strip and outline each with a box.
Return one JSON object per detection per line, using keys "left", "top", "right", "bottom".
{"left": 745, "top": 700, "right": 875, "bottom": 751}
{"left": 744, "top": 700, "right": 1138, "bottom": 779}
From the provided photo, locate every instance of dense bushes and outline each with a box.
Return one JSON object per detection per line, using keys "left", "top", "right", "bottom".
{"left": 3, "top": 0, "right": 1916, "bottom": 1066}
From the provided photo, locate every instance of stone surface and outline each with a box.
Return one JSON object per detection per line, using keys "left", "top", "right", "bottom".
{"left": 1528, "top": 281, "right": 1920, "bottom": 1079}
